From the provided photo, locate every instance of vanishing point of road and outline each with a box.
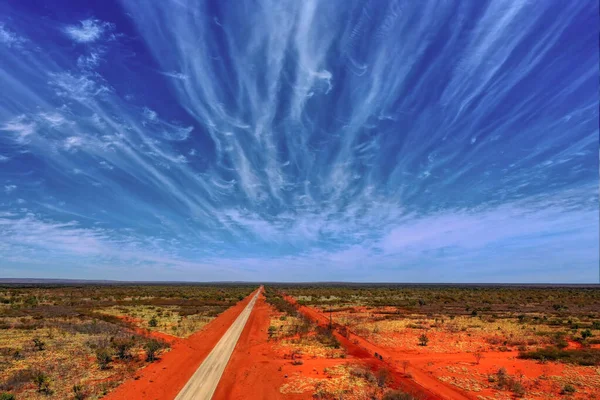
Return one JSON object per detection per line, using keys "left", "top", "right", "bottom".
{"left": 175, "top": 287, "right": 262, "bottom": 400}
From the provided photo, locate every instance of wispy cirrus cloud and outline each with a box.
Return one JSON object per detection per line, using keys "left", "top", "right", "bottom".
{"left": 0, "top": 115, "right": 36, "bottom": 143}
{"left": 63, "top": 18, "right": 113, "bottom": 43}
{"left": 0, "top": 0, "right": 597, "bottom": 282}
{"left": 4, "top": 185, "right": 17, "bottom": 193}
{"left": 0, "top": 22, "right": 26, "bottom": 48}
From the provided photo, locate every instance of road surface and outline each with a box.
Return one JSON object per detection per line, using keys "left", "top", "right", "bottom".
{"left": 175, "top": 287, "right": 261, "bottom": 400}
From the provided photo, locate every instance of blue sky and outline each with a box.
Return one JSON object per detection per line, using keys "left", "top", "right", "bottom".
{"left": 0, "top": 0, "right": 598, "bottom": 282}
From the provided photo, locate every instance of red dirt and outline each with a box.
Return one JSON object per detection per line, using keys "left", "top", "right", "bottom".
{"left": 105, "top": 288, "right": 260, "bottom": 400}
{"left": 291, "top": 300, "right": 600, "bottom": 399}
{"left": 213, "top": 292, "right": 389, "bottom": 400}
{"left": 284, "top": 295, "right": 472, "bottom": 400}
{"left": 212, "top": 292, "right": 309, "bottom": 400}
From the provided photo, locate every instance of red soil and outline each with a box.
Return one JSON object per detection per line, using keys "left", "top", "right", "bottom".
{"left": 284, "top": 295, "right": 472, "bottom": 400}
{"left": 105, "top": 288, "right": 259, "bottom": 400}
{"left": 212, "top": 292, "right": 309, "bottom": 400}
{"left": 291, "top": 301, "right": 600, "bottom": 400}
{"left": 213, "top": 292, "right": 385, "bottom": 400}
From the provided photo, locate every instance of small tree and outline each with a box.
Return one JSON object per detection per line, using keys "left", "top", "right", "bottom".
{"left": 418, "top": 334, "right": 429, "bottom": 347}
{"left": 376, "top": 368, "right": 390, "bottom": 388}
{"left": 112, "top": 337, "right": 135, "bottom": 359}
{"left": 95, "top": 347, "right": 112, "bottom": 369}
{"left": 474, "top": 351, "right": 484, "bottom": 365}
{"left": 145, "top": 339, "right": 166, "bottom": 362}
{"left": 401, "top": 360, "right": 410, "bottom": 375}
{"left": 560, "top": 384, "right": 576, "bottom": 395}
{"left": 148, "top": 316, "right": 158, "bottom": 328}
{"left": 33, "top": 337, "right": 46, "bottom": 351}
{"left": 33, "top": 371, "right": 52, "bottom": 394}
{"left": 581, "top": 329, "right": 592, "bottom": 340}
{"left": 73, "top": 384, "right": 87, "bottom": 400}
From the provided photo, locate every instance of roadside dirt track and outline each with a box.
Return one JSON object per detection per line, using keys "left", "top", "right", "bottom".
{"left": 283, "top": 294, "right": 472, "bottom": 400}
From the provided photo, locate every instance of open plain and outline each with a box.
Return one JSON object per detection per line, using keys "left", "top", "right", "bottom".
{"left": 2, "top": 283, "right": 599, "bottom": 399}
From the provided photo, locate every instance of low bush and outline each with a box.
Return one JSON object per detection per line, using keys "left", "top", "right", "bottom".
{"left": 111, "top": 336, "right": 135, "bottom": 359}
{"left": 495, "top": 368, "right": 525, "bottom": 397}
{"left": 560, "top": 384, "right": 576, "bottom": 395}
{"left": 349, "top": 367, "right": 376, "bottom": 384}
{"left": 376, "top": 368, "right": 390, "bottom": 388}
{"left": 315, "top": 326, "right": 340, "bottom": 349}
{"left": 32, "top": 337, "right": 46, "bottom": 351}
{"left": 382, "top": 390, "right": 416, "bottom": 400}
{"left": 518, "top": 347, "right": 600, "bottom": 366}
{"left": 33, "top": 370, "right": 52, "bottom": 394}
{"left": 95, "top": 347, "right": 112, "bottom": 369}
{"left": 73, "top": 384, "right": 88, "bottom": 400}
{"left": 145, "top": 339, "right": 168, "bottom": 362}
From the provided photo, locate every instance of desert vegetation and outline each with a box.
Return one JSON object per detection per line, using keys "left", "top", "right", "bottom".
{"left": 0, "top": 283, "right": 254, "bottom": 399}
{"left": 269, "top": 284, "right": 600, "bottom": 399}
{"left": 262, "top": 288, "right": 423, "bottom": 399}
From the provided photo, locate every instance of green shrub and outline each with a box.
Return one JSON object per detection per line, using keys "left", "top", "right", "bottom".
{"left": 494, "top": 367, "right": 525, "bottom": 396}
{"left": 73, "top": 384, "right": 87, "bottom": 400}
{"left": 560, "top": 384, "right": 576, "bottom": 395}
{"left": 315, "top": 326, "right": 340, "bottom": 349}
{"left": 111, "top": 337, "right": 135, "bottom": 359}
{"left": 32, "top": 371, "right": 52, "bottom": 394}
{"left": 518, "top": 347, "right": 600, "bottom": 366}
{"left": 382, "top": 390, "right": 416, "bottom": 400}
{"left": 145, "top": 339, "right": 168, "bottom": 362}
{"left": 418, "top": 334, "right": 429, "bottom": 346}
{"left": 581, "top": 329, "right": 593, "bottom": 340}
{"left": 95, "top": 348, "right": 112, "bottom": 369}
{"left": 32, "top": 338, "right": 45, "bottom": 351}
{"left": 376, "top": 368, "right": 390, "bottom": 388}
{"left": 0, "top": 393, "right": 16, "bottom": 400}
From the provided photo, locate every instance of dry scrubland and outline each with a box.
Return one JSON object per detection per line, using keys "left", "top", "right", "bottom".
{"left": 275, "top": 285, "right": 600, "bottom": 399}
{"left": 2, "top": 284, "right": 599, "bottom": 400}
{"left": 0, "top": 284, "right": 254, "bottom": 399}
{"left": 264, "top": 288, "right": 409, "bottom": 400}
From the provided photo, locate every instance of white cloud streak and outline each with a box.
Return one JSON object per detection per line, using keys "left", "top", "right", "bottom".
{"left": 63, "top": 19, "right": 113, "bottom": 43}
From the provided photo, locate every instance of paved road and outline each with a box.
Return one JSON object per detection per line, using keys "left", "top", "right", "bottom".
{"left": 175, "top": 287, "right": 261, "bottom": 400}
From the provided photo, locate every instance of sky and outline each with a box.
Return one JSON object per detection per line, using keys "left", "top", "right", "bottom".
{"left": 0, "top": 0, "right": 598, "bottom": 283}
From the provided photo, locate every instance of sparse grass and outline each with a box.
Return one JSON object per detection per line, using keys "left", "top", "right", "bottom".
{"left": 97, "top": 305, "right": 214, "bottom": 338}
{"left": 0, "top": 284, "right": 255, "bottom": 399}
{"left": 279, "top": 333, "right": 346, "bottom": 359}
{"left": 269, "top": 313, "right": 346, "bottom": 359}
{"left": 269, "top": 284, "right": 600, "bottom": 398}
{"left": 382, "top": 390, "right": 417, "bottom": 400}
{"left": 334, "top": 314, "right": 560, "bottom": 353}
{"left": 280, "top": 364, "right": 382, "bottom": 399}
